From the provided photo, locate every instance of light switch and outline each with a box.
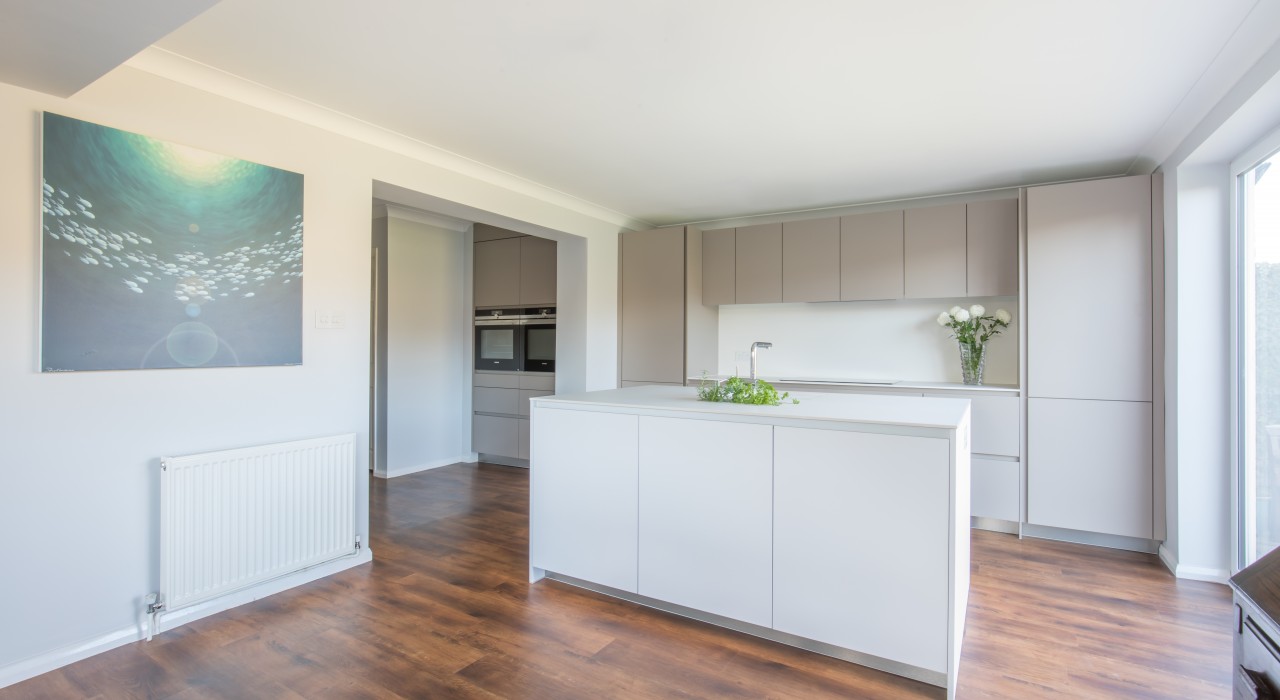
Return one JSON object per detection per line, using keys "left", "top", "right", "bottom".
{"left": 316, "top": 311, "right": 345, "bottom": 329}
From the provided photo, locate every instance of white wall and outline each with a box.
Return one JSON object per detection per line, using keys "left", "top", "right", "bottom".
{"left": 382, "top": 215, "right": 469, "bottom": 476}
{"left": 1156, "top": 32, "right": 1280, "bottom": 580}
{"left": 0, "top": 64, "right": 625, "bottom": 684}
{"left": 717, "top": 299, "right": 1020, "bottom": 385}
{"left": 1165, "top": 165, "right": 1233, "bottom": 579}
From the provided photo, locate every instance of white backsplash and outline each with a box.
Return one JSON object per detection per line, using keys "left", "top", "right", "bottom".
{"left": 714, "top": 298, "right": 1020, "bottom": 385}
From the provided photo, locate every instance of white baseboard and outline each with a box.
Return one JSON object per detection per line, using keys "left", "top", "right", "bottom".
{"left": 375, "top": 455, "right": 472, "bottom": 479}
{"left": 0, "top": 548, "right": 373, "bottom": 690}
{"left": 1158, "top": 544, "right": 1229, "bottom": 583}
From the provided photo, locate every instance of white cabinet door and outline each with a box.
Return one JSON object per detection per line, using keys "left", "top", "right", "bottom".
{"left": 969, "top": 395, "right": 1020, "bottom": 457}
{"left": 774, "top": 427, "right": 951, "bottom": 674}
{"left": 637, "top": 417, "right": 773, "bottom": 627}
{"left": 530, "top": 408, "right": 639, "bottom": 592}
{"left": 972, "top": 457, "right": 1020, "bottom": 522}
{"left": 1027, "top": 176, "right": 1151, "bottom": 402}
{"left": 1027, "top": 398, "right": 1153, "bottom": 539}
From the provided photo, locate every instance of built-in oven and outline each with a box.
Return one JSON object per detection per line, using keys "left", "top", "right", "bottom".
{"left": 474, "top": 307, "right": 555, "bottom": 372}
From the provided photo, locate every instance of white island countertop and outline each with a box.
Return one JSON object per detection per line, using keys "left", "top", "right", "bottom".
{"left": 533, "top": 385, "right": 970, "bottom": 431}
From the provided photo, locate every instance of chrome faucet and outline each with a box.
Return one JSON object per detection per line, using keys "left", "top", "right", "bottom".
{"left": 750, "top": 342, "right": 772, "bottom": 381}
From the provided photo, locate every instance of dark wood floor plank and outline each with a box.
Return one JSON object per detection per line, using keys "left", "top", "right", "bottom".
{"left": 0, "top": 462, "right": 1233, "bottom": 699}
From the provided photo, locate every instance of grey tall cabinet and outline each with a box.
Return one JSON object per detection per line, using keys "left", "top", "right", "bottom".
{"left": 1026, "top": 174, "right": 1160, "bottom": 541}
{"left": 619, "top": 226, "right": 717, "bottom": 386}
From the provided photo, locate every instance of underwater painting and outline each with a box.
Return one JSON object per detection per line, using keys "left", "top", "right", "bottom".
{"left": 40, "top": 113, "right": 303, "bottom": 371}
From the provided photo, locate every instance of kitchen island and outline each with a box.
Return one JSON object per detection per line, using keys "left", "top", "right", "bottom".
{"left": 528, "top": 385, "right": 971, "bottom": 697}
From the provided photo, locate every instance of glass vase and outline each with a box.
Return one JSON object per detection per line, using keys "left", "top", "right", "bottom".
{"left": 958, "top": 342, "right": 986, "bottom": 385}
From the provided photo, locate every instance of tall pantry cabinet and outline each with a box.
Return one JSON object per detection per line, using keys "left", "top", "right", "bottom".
{"left": 1025, "top": 174, "right": 1162, "bottom": 541}
{"left": 619, "top": 226, "right": 717, "bottom": 386}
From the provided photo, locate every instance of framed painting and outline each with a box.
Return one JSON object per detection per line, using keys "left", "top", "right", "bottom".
{"left": 40, "top": 113, "right": 304, "bottom": 371}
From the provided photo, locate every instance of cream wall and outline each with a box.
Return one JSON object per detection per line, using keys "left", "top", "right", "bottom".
{"left": 0, "top": 65, "right": 624, "bottom": 683}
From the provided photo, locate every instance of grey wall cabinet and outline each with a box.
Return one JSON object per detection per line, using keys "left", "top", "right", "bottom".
{"left": 474, "top": 230, "right": 556, "bottom": 308}
{"left": 904, "top": 203, "right": 967, "bottom": 299}
{"left": 519, "top": 236, "right": 557, "bottom": 306}
{"left": 735, "top": 223, "right": 783, "bottom": 304}
{"left": 474, "top": 237, "right": 521, "bottom": 308}
{"left": 966, "top": 199, "right": 1019, "bottom": 297}
{"left": 620, "top": 226, "right": 718, "bottom": 385}
{"left": 621, "top": 227, "right": 688, "bottom": 384}
{"left": 702, "top": 227, "right": 736, "bottom": 306}
{"left": 783, "top": 218, "right": 840, "bottom": 302}
{"left": 840, "top": 210, "right": 904, "bottom": 301}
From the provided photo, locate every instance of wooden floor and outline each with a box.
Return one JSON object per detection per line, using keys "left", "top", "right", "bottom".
{"left": 5, "top": 463, "right": 1233, "bottom": 699}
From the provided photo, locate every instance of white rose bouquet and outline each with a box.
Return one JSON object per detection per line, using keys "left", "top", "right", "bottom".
{"left": 935, "top": 305, "right": 1013, "bottom": 384}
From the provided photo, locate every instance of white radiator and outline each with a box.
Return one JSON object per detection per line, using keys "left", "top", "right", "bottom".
{"left": 160, "top": 433, "right": 358, "bottom": 612}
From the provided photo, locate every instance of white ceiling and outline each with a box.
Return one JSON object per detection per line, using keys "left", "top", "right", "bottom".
{"left": 9, "top": 0, "right": 1279, "bottom": 226}
{"left": 0, "top": 0, "right": 218, "bottom": 97}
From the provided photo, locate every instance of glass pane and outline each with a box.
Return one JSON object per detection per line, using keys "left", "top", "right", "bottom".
{"left": 1245, "top": 153, "right": 1280, "bottom": 566}
{"left": 526, "top": 328, "right": 556, "bottom": 361}
{"left": 479, "top": 328, "right": 515, "bottom": 360}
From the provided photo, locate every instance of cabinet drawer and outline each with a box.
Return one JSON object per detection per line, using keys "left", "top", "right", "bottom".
{"left": 474, "top": 372, "right": 519, "bottom": 389}
{"left": 519, "top": 374, "right": 555, "bottom": 391}
{"left": 970, "top": 395, "right": 1020, "bottom": 457}
{"left": 474, "top": 387, "right": 518, "bottom": 414}
{"left": 1240, "top": 615, "right": 1280, "bottom": 698}
{"left": 473, "top": 414, "right": 519, "bottom": 457}
{"left": 519, "top": 390, "right": 553, "bottom": 417}
{"left": 972, "top": 457, "right": 1019, "bottom": 522}
{"left": 518, "top": 418, "right": 530, "bottom": 460}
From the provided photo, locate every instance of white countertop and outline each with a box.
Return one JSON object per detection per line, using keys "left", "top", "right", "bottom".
{"left": 532, "top": 385, "right": 970, "bottom": 430}
{"left": 689, "top": 374, "right": 1019, "bottom": 395}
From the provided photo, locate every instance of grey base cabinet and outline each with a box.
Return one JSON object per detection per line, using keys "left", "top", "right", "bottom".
{"left": 1027, "top": 397, "right": 1153, "bottom": 539}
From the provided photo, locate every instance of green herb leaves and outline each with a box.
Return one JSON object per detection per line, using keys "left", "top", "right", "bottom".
{"left": 697, "top": 374, "right": 798, "bottom": 406}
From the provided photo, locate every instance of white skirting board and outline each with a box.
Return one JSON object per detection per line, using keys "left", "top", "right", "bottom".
{"left": 1158, "top": 544, "right": 1230, "bottom": 584}
{"left": 0, "top": 549, "right": 371, "bottom": 690}
{"left": 376, "top": 454, "right": 473, "bottom": 479}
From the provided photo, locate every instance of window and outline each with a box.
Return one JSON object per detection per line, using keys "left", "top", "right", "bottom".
{"left": 1237, "top": 140, "right": 1280, "bottom": 568}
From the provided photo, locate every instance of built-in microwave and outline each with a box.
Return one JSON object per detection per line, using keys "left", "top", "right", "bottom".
{"left": 474, "top": 307, "right": 554, "bottom": 372}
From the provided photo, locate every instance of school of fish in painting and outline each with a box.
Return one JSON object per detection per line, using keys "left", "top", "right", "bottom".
{"left": 40, "top": 113, "right": 304, "bottom": 371}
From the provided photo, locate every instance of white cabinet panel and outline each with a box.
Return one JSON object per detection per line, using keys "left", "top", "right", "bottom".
{"left": 638, "top": 417, "right": 773, "bottom": 627}
{"left": 1027, "top": 176, "right": 1151, "bottom": 402}
{"left": 920, "top": 393, "right": 1019, "bottom": 457}
{"left": 774, "top": 427, "right": 951, "bottom": 674}
{"left": 620, "top": 227, "right": 686, "bottom": 383}
{"left": 972, "top": 457, "right": 1019, "bottom": 522}
{"left": 530, "top": 408, "right": 639, "bottom": 592}
{"left": 966, "top": 199, "right": 1019, "bottom": 297}
{"left": 969, "top": 395, "right": 1020, "bottom": 457}
{"left": 1027, "top": 398, "right": 1152, "bottom": 539}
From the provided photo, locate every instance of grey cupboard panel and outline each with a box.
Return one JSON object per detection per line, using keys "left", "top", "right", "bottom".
{"left": 1027, "top": 397, "right": 1152, "bottom": 539}
{"left": 735, "top": 223, "right": 782, "bottom": 304}
{"left": 474, "top": 414, "right": 519, "bottom": 458}
{"left": 840, "top": 210, "right": 904, "bottom": 301}
{"left": 702, "top": 228, "right": 736, "bottom": 306}
{"left": 474, "top": 237, "right": 521, "bottom": 308}
{"left": 620, "top": 227, "right": 686, "bottom": 384}
{"left": 1027, "top": 175, "right": 1151, "bottom": 402}
{"left": 474, "top": 386, "right": 518, "bottom": 415}
{"left": 966, "top": 199, "right": 1019, "bottom": 297}
{"left": 783, "top": 218, "right": 840, "bottom": 302}
{"left": 904, "top": 204, "right": 967, "bottom": 299}
{"left": 519, "top": 236, "right": 557, "bottom": 306}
